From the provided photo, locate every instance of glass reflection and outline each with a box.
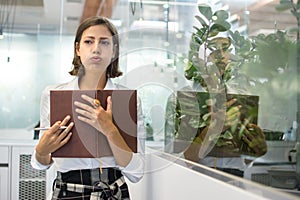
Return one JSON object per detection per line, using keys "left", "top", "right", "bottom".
{"left": 0, "top": 0, "right": 299, "bottom": 198}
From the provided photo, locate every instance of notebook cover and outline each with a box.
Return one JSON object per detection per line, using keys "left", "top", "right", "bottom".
{"left": 50, "top": 90, "right": 137, "bottom": 158}
{"left": 176, "top": 91, "right": 259, "bottom": 157}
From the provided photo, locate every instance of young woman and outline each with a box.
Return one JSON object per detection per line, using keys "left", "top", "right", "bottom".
{"left": 31, "top": 16, "right": 145, "bottom": 200}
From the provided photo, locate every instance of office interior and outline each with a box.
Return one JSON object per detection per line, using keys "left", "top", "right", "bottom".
{"left": 0, "top": 0, "right": 299, "bottom": 199}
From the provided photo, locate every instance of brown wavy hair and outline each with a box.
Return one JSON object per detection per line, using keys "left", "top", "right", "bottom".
{"left": 69, "top": 16, "right": 122, "bottom": 78}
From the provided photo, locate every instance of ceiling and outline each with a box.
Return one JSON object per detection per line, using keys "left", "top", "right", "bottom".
{"left": 0, "top": 0, "right": 296, "bottom": 36}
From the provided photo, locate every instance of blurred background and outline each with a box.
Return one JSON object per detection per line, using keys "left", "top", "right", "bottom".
{"left": 0, "top": 0, "right": 299, "bottom": 197}
{"left": 0, "top": 0, "right": 297, "bottom": 131}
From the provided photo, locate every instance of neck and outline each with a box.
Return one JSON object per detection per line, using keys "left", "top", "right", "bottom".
{"left": 79, "top": 71, "right": 107, "bottom": 90}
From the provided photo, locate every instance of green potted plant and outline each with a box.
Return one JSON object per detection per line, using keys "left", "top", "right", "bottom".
{"left": 165, "top": 4, "right": 263, "bottom": 157}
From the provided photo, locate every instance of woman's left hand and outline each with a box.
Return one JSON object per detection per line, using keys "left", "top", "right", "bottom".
{"left": 74, "top": 94, "right": 117, "bottom": 137}
{"left": 74, "top": 94, "right": 133, "bottom": 167}
{"left": 241, "top": 122, "right": 267, "bottom": 156}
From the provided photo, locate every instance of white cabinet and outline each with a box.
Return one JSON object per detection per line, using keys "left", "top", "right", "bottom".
{"left": 11, "top": 145, "right": 55, "bottom": 200}
{"left": 0, "top": 166, "right": 9, "bottom": 200}
{"left": 0, "top": 142, "right": 56, "bottom": 200}
{"left": 0, "top": 146, "right": 10, "bottom": 200}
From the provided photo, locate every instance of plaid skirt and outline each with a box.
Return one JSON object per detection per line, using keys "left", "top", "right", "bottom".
{"left": 51, "top": 168, "right": 130, "bottom": 200}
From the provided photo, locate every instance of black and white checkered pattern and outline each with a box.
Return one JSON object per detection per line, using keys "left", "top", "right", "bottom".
{"left": 51, "top": 168, "right": 130, "bottom": 200}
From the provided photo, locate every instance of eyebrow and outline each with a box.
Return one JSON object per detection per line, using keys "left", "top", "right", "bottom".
{"left": 83, "top": 36, "right": 111, "bottom": 40}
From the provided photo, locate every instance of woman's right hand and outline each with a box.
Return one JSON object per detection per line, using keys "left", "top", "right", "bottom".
{"left": 205, "top": 98, "right": 241, "bottom": 132}
{"left": 36, "top": 115, "right": 74, "bottom": 158}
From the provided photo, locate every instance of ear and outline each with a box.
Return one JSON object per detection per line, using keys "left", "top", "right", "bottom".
{"left": 75, "top": 42, "right": 80, "bottom": 56}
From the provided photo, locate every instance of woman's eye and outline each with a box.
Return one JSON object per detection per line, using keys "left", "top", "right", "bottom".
{"left": 100, "top": 40, "right": 110, "bottom": 46}
{"left": 84, "top": 40, "right": 93, "bottom": 44}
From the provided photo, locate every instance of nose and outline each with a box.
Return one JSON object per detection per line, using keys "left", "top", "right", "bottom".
{"left": 92, "top": 42, "right": 102, "bottom": 54}
{"left": 218, "top": 48, "right": 225, "bottom": 58}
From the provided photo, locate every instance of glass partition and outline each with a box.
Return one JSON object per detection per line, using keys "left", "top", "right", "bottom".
{"left": 0, "top": 0, "right": 299, "bottom": 198}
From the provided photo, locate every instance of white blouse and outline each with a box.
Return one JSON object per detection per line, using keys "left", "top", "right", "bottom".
{"left": 31, "top": 77, "right": 145, "bottom": 183}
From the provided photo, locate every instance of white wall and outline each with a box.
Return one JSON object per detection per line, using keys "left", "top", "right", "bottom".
{"left": 127, "top": 149, "right": 298, "bottom": 200}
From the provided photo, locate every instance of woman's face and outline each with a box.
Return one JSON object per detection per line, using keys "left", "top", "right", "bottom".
{"left": 208, "top": 38, "right": 231, "bottom": 74}
{"left": 76, "top": 24, "right": 115, "bottom": 76}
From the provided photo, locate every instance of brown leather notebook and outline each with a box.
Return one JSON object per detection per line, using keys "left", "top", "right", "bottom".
{"left": 50, "top": 90, "right": 137, "bottom": 158}
{"left": 175, "top": 91, "right": 259, "bottom": 157}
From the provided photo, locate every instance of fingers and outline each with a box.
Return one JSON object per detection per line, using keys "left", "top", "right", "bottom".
{"left": 247, "top": 123, "right": 264, "bottom": 137}
{"left": 241, "top": 122, "right": 267, "bottom": 156}
{"left": 224, "top": 105, "right": 241, "bottom": 129}
{"left": 240, "top": 120, "right": 258, "bottom": 140}
{"left": 75, "top": 108, "right": 97, "bottom": 123}
{"left": 50, "top": 115, "right": 72, "bottom": 132}
{"left": 59, "top": 121, "right": 74, "bottom": 135}
{"left": 226, "top": 98, "right": 237, "bottom": 108}
{"left": 73, "top": 94, "right": 114, "bottom": 134}
{"left": 50, "top": 115, "right": 73, "bottom": 139}
{"left": 80, "top": 94, "right": 101, "bottom": 108}
{"left": 75, "top": 95, "right": 98, "bottom": 109}
{"left": 37, "top": 116, "right": 74, "bottom": 155}
{"left": 75, "top": 105, "right": 95, "bottom": 120}
{"left": 57, "top": 124, "right": 73, "bottom": 143}
{"left": 74, "top": 95, "right": 113, "bottom": 113}
{"left": 74, "top": 96, "right": 100, "bottom": 126}
{"left": 50, "top": 121, "right": 63, "bottom": 132}
{"left": 60, "top": 115, "right": 71, "bottom": 127}
{"left": 226, "top": 105, "right": 241, "bottom": 117}
{"left": 53, "top": 116, "right": 74, "bottom": 142}
{"left": 59, "top": 131, "right": 72, "bottom": 146}
{"left": 93, "top": 99, "right": 101, "bottom": 108}
{"left": 225, "top": 98, "right": 241, "bottom": 124}
{"left": 242, "top": 133, "right": 267, "bottom": 156}
{"left": 75, "top": 94, "right": 106, "bottom": 110}
{"left": 106, "top": 96, "right": 112, "bottom": 112}
{"left": 242, "top": 127, "right": 258, "bottom": 149}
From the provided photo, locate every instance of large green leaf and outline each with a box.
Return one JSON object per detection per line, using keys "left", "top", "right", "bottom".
{"left": 214, "top": 10, "right": 229, "bottom": 21}
{"left": 210, "top": 23, "right": 230, "bottom": 33}
{"left": 195, "top": 15, "right": 208, "bottom": 28}
{"left": 195, "top": 28, "right": 207, "bottom": 41}
{"left": 208, "top": 30, "right": 220, "bottom": 37}
{"left": 198, "top": 4, "right": 212, "bottom": 20}
{"left": 184, "top": 62, "right": 198, "bottom": 80}
{"left": 229, "top": 30, "right": 255, "bottom": 60}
